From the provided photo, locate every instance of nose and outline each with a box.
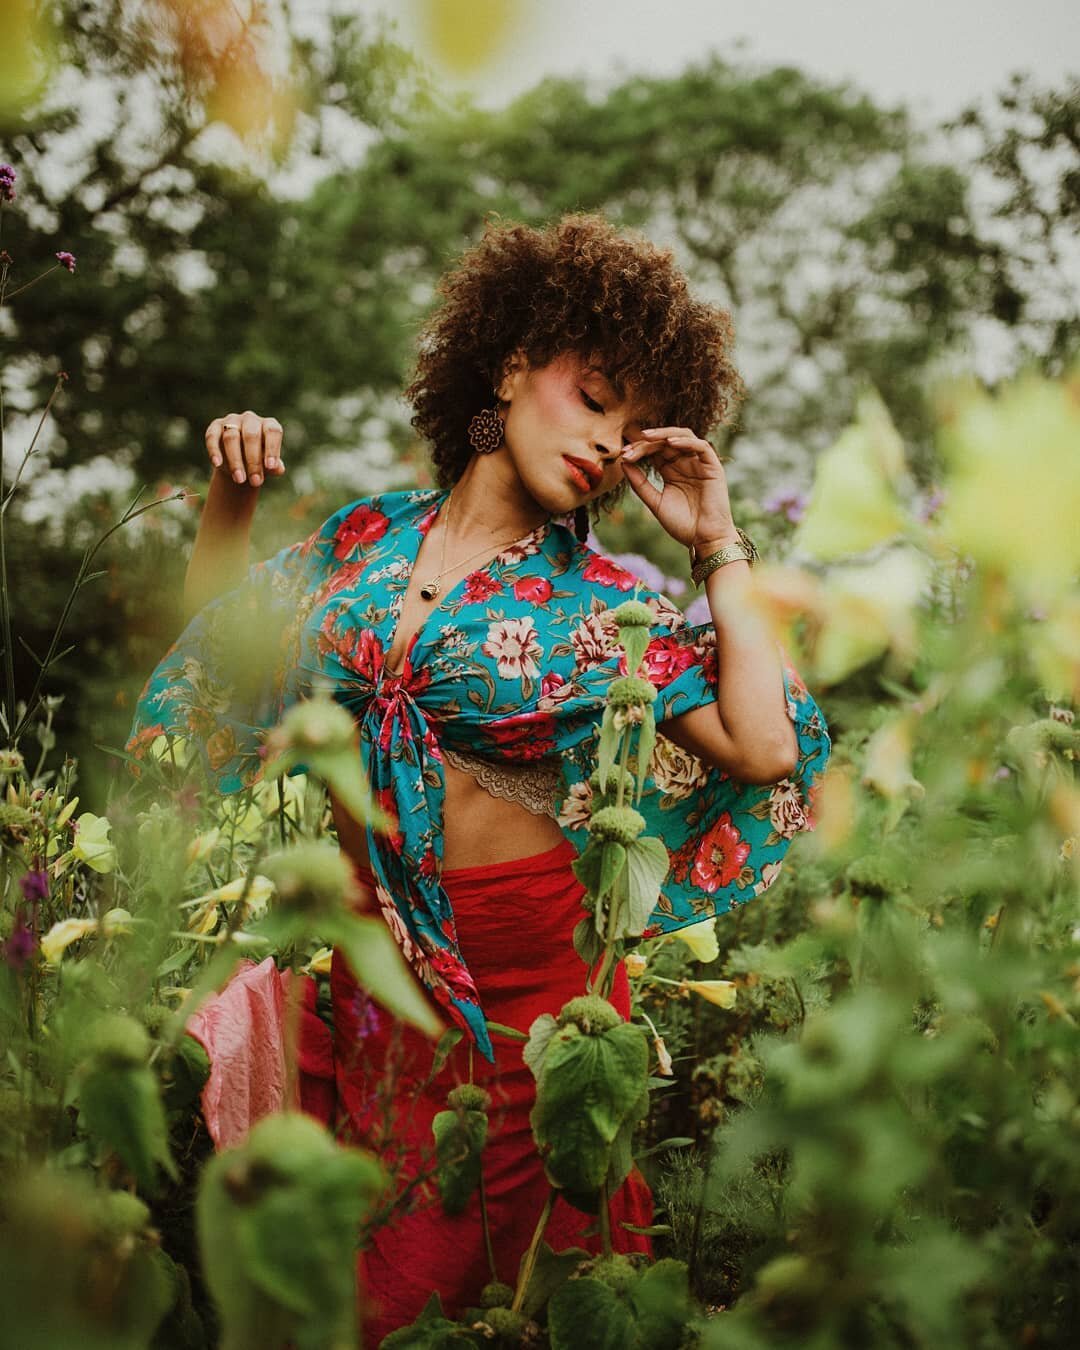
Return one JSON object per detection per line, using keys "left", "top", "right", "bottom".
{"left": 595, "top": 442, "right": 619, "bottom": 461}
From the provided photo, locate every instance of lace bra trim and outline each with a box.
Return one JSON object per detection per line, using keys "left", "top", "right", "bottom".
{"left": 442, "top": 744, "right": 561, "bottom": 819}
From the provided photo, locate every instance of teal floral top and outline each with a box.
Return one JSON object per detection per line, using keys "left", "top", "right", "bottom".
{"left": 127, "top": 489, "right": 831, "bottom": 1060}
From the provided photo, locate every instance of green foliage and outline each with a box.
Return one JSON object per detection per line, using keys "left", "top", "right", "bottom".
{"left": 196, "top": 1112, "right": 385, "bottom": 1350}
{"left": 530, "top": 1018, "right": 650, "bottom": 1207}
{"left": 432, "top": 1089, "right": 489, "bottom": 1216}
{"left": 546, "top": 1255, "right": 697, "bottom": 1350}
{"left": 0, "top": 1172, "right": 173, "bottom": 1350}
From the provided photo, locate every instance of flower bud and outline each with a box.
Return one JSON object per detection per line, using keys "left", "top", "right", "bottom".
{"left": 611, "top": 600, "right": 653, "bottom": 628}
{"left": 261, "top": 842, "right": 358, "bottom": 917}
{"left": 588, "top": 805, "right": 646, "bottom": 846}
{"left": 606, "top": 676, "right": 658, "bottom": 708}
{"left": 447, "top": 1084, "right": 491, "bottom": 1112}
{"left": 556, "top": 994, "right": 623, "bottom": 1035}
{"left": 269, "top": 694, "right": 356, "bottom": 756}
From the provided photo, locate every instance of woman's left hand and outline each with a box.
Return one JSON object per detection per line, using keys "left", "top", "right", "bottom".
{"left": 619, "top": 427, "right": 739, "bottom": 548}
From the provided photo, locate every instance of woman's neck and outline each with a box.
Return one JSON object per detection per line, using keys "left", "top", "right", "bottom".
{"left": 446, "top": 456, "right": 550, "bottom": 542}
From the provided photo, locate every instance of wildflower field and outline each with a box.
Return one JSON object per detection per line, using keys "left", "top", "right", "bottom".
{"left": 2, "top": 4, "right": 1079, "bottom": 1348}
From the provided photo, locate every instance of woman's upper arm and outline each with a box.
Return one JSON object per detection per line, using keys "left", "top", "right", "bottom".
{"left": 659, "top": 702, "right": 800, "bottom": 786}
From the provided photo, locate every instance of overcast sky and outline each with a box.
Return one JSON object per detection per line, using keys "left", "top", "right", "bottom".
{"left": 368, "top": 0, "right": 1077, "bottom": 120}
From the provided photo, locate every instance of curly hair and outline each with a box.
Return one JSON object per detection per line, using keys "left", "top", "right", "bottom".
{"left": 405, "top": 214, "right": 743, "bottom": 503}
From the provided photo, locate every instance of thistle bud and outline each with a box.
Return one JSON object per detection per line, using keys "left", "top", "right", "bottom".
{"left": 588, "top": 804, "right": 646, "bottom": 846}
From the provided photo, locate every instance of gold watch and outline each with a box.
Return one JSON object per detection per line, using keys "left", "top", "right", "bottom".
{"left": 690, "top": 528, "right": 759, "bottom": 586}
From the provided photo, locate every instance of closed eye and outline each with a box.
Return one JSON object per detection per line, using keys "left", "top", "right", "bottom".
{"left": 579, "top": 388, "right": 605, "bottom": 413}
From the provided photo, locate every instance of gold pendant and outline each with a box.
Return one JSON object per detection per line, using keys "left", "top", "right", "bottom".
{"left": 419, "top": 579, "right": 440, "bottom": 601}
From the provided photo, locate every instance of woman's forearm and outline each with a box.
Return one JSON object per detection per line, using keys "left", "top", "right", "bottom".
{"left": 702, "top": 547, "right": 799, "bottom": 780}
{"left": 182, "top": 468, "right": 260, "bottom": 623}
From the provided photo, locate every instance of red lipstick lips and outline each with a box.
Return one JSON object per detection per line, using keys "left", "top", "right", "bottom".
{"left": 564, "top": 455, "right": 603, "bottom": 490}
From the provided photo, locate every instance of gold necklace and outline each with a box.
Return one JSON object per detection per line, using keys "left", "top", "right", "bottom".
{"left": 418, "top": 489, "right": 544, "bottom": 601}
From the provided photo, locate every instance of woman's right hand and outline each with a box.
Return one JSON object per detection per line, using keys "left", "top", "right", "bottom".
{"left": 204, "top": 410, "right": 286, "bottom": 488}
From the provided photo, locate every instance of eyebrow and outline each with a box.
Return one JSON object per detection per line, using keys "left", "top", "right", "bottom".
{"left": 582, "top": 362, "right": 657, "bottom": 425}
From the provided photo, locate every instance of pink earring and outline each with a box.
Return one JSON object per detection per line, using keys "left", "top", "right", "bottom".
{"left": 468, "top": 406, "right": 504, "bottom": 454}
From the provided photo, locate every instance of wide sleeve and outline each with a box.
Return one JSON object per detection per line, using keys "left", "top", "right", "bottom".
{"left": 124, "top": 501, "right": 357, "bottom": 795}
{"left": 553, "top": 593, "right": 831, "bottom": 932}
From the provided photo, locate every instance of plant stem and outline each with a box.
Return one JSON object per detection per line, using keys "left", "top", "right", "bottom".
{"left": 283, "top": 964, "right": 303, "bottom": 1111}
{"left": 511, "top": 1187, "right": 555, "bottom": 1314}
{"left": 599, "top": 1179, "right": 613, "bottom": 1258}
{"left": 479, "top": 1165, "right": 498, "bottom": 1284}
{"left": 13, "top": 489, "right": 187, "bottom": 740}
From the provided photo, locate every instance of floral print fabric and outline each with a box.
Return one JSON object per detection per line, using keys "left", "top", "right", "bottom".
{"left": 127, "top": 489, "right": 831, "bottom": 1060}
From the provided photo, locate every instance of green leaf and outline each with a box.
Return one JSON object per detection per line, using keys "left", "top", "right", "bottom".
{"left": 597, "top": 841, "right": 627, "bottom": 903}
{"left": 548, "top": 1276, "right": 635, "bottom": 1350}
{"left": 429, "top": 1027, "right": 465, "bottom": 1078}
{"left": 523, "top": 1013, "right": 560, "bottom": 1080}
{"left": 530, "top": 1024, "right": 649, "bottom": 1199}
{"left": 198, "top": 1114, "right": 384, "bottom": 1350}
{"left": 432, "top": 1106, "right": 488, "bottom": 1216}
{"left": 324, "top": 913, "right": 443, "bottom": 1038}
{"left": 634, "top": 708, "right": 656, "bottom": 804}
{"left": 630, "top": 1258, "right": 693, "bottom": 1349}
{"left": 573, "top": 916, "right": 604, "bottom": 969}
{"left": 79, "top": 1064, "right": 177, "bottom": 1195}
{"left": 516, "top": 1241, "right": 592, "bottom": 1320}
{"left": 621, "top": 836, "right": 670, "bottom": 936}
{"left": 485, "top": 1020, "right": 527, "bottom": 1042}
{"left": 619, "top": 625, "right": 650, "bottom": 680}
{"left": 597, "top": 707, "right": 621, "bottom": 791}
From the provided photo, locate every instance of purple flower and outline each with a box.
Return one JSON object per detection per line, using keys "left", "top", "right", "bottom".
{"left": 351, "top": 989, "right": 382, "bottom": 1039}
{"left": 19, "top": 869, "right": 49, "bottom": 903}
{"left": 993, "top": 766, "right": 1012, "bottom": 781}
{"left": 0, "top": 164, "right": 16, "bottom": 203}
{"left": 763, "top": 488, "right": 808, "bottom": 524}
{"left": 55, "top": 251, "right": 77, "bottom": 273}
{"left": 3, "top": 915, "right": 35, "bottom": 970}
{"left": 606, "top": 551, "right": 672, "bottom": 595}
{"left": 683, "top": 594, "right": 713, "bottom": 626}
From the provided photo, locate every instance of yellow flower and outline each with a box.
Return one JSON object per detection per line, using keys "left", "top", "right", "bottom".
{"left": 624, "top": 951, "right": 648, "bottom": 978}
{"left": 683, "top": 979, "right": 737, "bottom": 1009}
{"left": 71, "top": 812, "right": 117, "bottom": 873}
{"left": 792, "top": 389, "right": 911, "bottom": 561}
{"left": 935, "top": 367, "right": 1080, "bottom": 603}
{"left": 653, "top": 1034, "right": 674, "bottom": 1077}
{"left": 303, "top": 946, "right": 335, "bottom": 977}
{"left": 149, "top": 733, "right": 194, "bottom": 768}
{"left": 185, "top": 828, "right": 221, "bottom": 866}
{"left": 184, "top": 874, "right": 274, "bottom": 933}
{"left": 672, "top": 917, "right": 719, "bottom": 964}
{"left": 40, "top": 908, "right": 133, "bottom": 965}
{"left": 220, "top": 799, "right": 265, "bottom": 845}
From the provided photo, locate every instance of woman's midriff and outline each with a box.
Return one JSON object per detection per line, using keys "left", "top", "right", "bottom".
{"left": 329, "top": 758, "right": 565, "bottom": 883}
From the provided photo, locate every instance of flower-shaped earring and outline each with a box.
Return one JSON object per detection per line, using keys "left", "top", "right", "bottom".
{"left": 468, "top": 406, "right": 504, "bottom": 454}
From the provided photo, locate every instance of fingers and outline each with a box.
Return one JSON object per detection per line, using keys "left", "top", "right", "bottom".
{"left": 203, "top": 411, "right": 286, "bottom": 485}
{"left": 621, "top": 457, "right": 664, "bottom": 514}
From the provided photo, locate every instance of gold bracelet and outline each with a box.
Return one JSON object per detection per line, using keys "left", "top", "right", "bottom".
{"left": 690, "top": 527, "right": 759, "bottom": 586}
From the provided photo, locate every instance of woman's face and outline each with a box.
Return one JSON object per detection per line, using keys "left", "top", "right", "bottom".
{"left": 496, "top": 350, "right": 654, "bottom": 516}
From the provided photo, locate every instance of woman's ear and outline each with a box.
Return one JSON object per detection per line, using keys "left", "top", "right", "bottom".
{"left": 495, "top": 349, "right": 526, "bottom": 404}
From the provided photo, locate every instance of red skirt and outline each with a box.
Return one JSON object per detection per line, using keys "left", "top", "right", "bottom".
{"left": 329, "top": 838, "right": 655, "bottom": 1343}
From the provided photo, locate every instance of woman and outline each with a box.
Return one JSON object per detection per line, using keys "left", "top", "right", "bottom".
{"left": 127, "top": 214, "right": 830, "bottom": 1340}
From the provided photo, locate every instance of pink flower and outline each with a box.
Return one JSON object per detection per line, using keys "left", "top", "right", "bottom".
{"left": 0, "top": 163, "right": 16, "bottom": 203}
{"left": 463, "top": 571, "right": 502, "bottom": 604}
{"left": 485, "top": 712, "right": 557, "bottom": 759}
{"left": 583, "top": 555, "right": 636, "bottom": 591}
{"left": 513, "top": 576, "right": 553, "bottom": 603}
{"left": 55, "top": 251, "right": 77, "bottom": 273}
{"left": 333, "top": 504, "right": 389, "bottom": 558}
{"left": 641, "top": 635, "right": 698, "bottom": 689}
{"left": 690, "top": 813, "right": 751, "bottom": 892}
